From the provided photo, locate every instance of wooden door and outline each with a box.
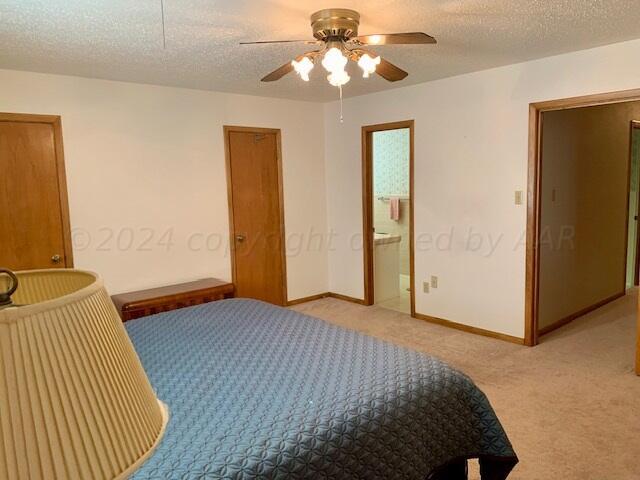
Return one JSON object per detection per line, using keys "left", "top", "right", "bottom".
{"left": 632, "top": 121, "right": 640, "bottom": 286}
{"left": 0, "top": 114, "right": 72, "bottom": 270}
{"left": 225, "top": 127, "right": 287, "bottom": 305}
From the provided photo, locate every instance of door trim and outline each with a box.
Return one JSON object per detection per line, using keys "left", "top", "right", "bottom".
{"left": 223, "top": 125, "right": 288, "bottom": 305}
{"left": 362, "top": 120, "right": 415, "bottom": 316}
{"left": 631, "top": 120, "right": 640, "bottom": 286}
{"left": 0, "top": 112, "right": 73, "bottom": 268}
{"left": 525, "top": 88, "right": 640, "bottom": 347}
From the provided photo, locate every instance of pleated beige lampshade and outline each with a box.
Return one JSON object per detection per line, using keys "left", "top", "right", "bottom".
{"left": 0, "top": 269, "right": 168, "bottom": 480}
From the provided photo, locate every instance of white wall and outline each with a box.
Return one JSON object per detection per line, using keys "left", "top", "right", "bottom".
{"left": 0, "top": 69, "right": 328, "bottom": 298}
{"left": 324, "top": 38, "right": 640, "bottom": 338}
{"left": 4, "top": 36, "right": 640, "bottom": 336}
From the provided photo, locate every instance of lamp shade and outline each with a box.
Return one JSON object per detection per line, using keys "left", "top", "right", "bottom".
{"left": 0, "top": 269, "right": 168, "bottom": 480}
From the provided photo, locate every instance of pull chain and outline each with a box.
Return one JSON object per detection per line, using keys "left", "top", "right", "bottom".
{"left": 160, "top": 0, "right": 167, "bottom": 49}
{"left": 339, "top": 84, "right": 344, "bottom": 123}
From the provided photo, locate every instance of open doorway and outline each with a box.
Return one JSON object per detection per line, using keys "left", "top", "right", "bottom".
{"left": 627, "top": 121, "right": 640, "bottom": 288}
{"left": 525, "top": 89, "right": 640, "bottom": 375}
{"left": 362, "top": 120, "right": 415, "bottom": 315}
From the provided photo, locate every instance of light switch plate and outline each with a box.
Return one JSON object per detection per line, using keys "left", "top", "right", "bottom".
{"left": 423, "top": 281, "right": 430, "bottom": 294}
{"left": 515, "top": 190, "right": 523, "bottom": 205}
{"left": 431, "top": 275, "right": 438, "bottom": 288}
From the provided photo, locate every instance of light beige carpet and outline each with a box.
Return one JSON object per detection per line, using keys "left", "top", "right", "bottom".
{"left": 291, "top": 291, "right": 640, "bottom": 480}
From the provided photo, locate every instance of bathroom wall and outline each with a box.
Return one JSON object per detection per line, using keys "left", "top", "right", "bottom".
{"left": 373, "top": 129, "right": 410, "bottom": 275}
{"left": 374, "top": 200, "right": 410, "bottom": 276}
{"left": 373, "top": 129, "right": 410, "bottom": 196}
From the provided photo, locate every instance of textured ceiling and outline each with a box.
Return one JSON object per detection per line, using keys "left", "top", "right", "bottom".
{"left": 2, "top": 0, "right": 640, "bottom": 102}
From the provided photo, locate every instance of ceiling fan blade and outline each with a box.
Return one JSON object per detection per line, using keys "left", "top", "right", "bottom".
{"left": 241, "top": 39, "right": 318, "bottom": 45}
{"left": 261, "top": 61, "right": 295, "bottom": 82}
{"left": 376, "top": 58, "right": 409, "bottom": 82}
{"left": 351, "top": 32, "right": 436, "bottom": 45}
{"left": 261, "top": 53, "right": 319, "bottom": 82}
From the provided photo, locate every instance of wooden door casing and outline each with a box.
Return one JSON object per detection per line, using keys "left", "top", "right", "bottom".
{"left": 224, "top": 126, "right": 287, "bottom": 306}
{"left": 361, "top": 120, "right": 415, "bottom": 316}
{"left": 0, "top": 113, "right": 72, "bottom": 270}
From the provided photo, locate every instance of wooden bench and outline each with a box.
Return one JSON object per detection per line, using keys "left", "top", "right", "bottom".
{"left": 111, "top": 278, "right": 234, "bottom": 321}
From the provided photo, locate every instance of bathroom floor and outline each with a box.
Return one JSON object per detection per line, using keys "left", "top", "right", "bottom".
{"left": 376, "top": 274, "right": 411, "bottom": 314}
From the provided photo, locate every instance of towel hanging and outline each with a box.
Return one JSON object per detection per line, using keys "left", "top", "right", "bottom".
{"left": 389, "top": 197, "right": 401, "bottom": 221}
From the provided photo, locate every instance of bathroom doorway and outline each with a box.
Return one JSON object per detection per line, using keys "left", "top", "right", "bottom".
{"left": 362, "top": 120, "right": 415, "bottom": 315}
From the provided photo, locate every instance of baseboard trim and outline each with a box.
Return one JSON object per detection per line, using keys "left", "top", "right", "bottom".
{"left": 538, "top": 291, "right": 625, "bottom": 336}
{"left": 287, "top": 294, "right": 524, "bottom": 345}
{"left": 413, "top": 312, "right": 525, "bottom": 345}
{"left": 287, "top": 292, "right": 368, "bottom": 306}
{"left": 326, "top": 292, "right": 367, "bottom": 305}
{"left": 286, "top": 293, "right": 330, "bottom": 306}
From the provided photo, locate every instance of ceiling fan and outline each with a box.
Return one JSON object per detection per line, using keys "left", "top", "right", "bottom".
{"left": 241, "top": 8, "right": 436, "bottom": 88}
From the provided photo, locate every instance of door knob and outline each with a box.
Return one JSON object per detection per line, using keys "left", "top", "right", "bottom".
{"left": 235, "top": 234, "right": 246, "bottom": 243}
{"left": 51, "top": 254, "right": 62, "bottom": 264}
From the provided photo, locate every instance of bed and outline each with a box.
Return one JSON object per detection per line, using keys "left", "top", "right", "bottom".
{"left": 125, "top": 298, "right": 517, "bottom": 479}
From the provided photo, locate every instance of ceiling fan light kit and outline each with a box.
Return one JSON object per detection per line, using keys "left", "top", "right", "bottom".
{"left": 322, "top": 46, "right": 350, "bottom": 86}
{"left": 242, "top": 8, "right": 436, "bottom": 120}
{"left": 243, "top": 8, "right": 437, "bottom": 88}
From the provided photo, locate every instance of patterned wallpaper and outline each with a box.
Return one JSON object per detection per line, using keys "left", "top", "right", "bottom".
{"left": 373, "top": 129, "right": 410, "bottom": 196}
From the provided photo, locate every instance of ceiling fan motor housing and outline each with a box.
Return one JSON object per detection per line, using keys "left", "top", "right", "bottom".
{"left": 311, "top": 9, "right": 360, "bottom": 41}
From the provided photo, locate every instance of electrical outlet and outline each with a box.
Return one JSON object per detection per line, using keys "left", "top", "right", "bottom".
{"left": 515, "top": 190, "right": 523, "bottom": 205}
{"left": 423, "top": 281, "right": 430, "bottom": 294}
{"left": 431, "top": 275, "right": 438, "bottom": 288}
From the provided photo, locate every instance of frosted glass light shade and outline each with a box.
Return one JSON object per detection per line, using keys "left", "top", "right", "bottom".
{"left": 358, "top": 53, "right": 381, "bottom": 78}
{"left": 0, "top": 269, "right": 168, "bottom": 480}
{"left": 321, "top": 47, "right": 347, "bottom": 73}
{"left": 292, "top": 56, "right": 314, "bottom": 81}
{"left": 327, "top": 70, "right": 351, "bottom": 87}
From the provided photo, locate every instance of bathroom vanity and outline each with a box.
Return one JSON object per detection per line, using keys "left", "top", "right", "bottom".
{"left": 373, "top": 232, "right": 402, "bottom": 302}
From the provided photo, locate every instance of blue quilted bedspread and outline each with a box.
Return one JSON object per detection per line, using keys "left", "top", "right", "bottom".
{"left": 126, "top": 299, "right": 517, "bottom": 479}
